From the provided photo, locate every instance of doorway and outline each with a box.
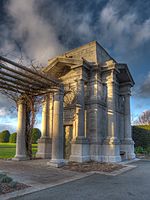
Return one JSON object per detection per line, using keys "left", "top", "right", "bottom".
{"left": 64, "top": 125, "right": 73, "bottom": 159}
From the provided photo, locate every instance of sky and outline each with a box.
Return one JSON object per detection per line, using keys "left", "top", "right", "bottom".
{"left": 0, "top": 0, "right": 150, "bottom": 132}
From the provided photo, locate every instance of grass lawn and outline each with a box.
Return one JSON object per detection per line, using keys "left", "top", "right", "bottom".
{"left": 0, "top": 143, "right": 38, "bottom": 159}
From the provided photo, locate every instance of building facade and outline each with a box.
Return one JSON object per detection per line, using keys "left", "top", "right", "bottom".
{"left": 36, "top": 41, "right": 135, "bottom": 165}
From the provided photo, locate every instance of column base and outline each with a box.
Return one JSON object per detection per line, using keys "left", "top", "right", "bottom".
{"left": 36, "top": 137, "right": 52, "bottom": 159}
{"left": 47, "top": 159, "right": 67, "bottom": 168}
{"left": 12, "top": 155, "right": 29, "bottom": 161}
{"left": 120, "top": 139, "right": 135, "bottom": 160}
{"left": 102, "top": 138, "right": 121, "bottom": 163}
{"left": 102, "top": 155, "right": 122, "bottom": 163}
{"left": 69, "top": 137, "right": 90, "bottom": 163}
{"left": 90, "top": 142, "right": 103, "bottom": 162}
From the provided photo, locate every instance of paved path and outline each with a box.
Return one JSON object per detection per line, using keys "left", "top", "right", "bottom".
{"left": 9, "top": 160, "right": 150, "bottom": 200}
{"left": 0, "top": 159, "right": 82, "bottom": 187}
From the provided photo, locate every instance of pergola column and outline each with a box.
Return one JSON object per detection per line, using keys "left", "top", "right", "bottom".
{"left": 103, "top": 69, "right": 121, "bottom": 162}
{"left": 69, "top": 79, "right": 90, "bottom": 162}
{"left": 48, "top": 87, "right": 65, "bottom": 167}
{"left": 36, "top": 94, "right": 52, "bottom": 158}
{"left": 121, "top": 85, "right": 135, "bottom": 159}
{"left": 13, "top": 97, "right": 28, "bottom": 160}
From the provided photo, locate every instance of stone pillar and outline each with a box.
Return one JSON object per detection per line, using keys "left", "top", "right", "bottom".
{"left": 121, "top": 86, "right": 135, "bottom": 159}
{"left": 103, "top": 69, "right": 121, "bottom": 162}
{"left": 48, "top": 87, "right": 65, "bottom": 167}
{"left": 88, "top": 68, "right": 103, "bottom": 161}
{"left": 36, "top": 94, "right": 52, "bottom": 159}
{"left": 69, "top": 79, "right": 90, "bottom": 162}
{"left": 13, "top": 97, "right": 28, "bottom": 160}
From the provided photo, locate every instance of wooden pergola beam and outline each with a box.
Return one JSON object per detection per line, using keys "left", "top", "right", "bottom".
{"left": 0, "top": 63, "right": 54, "bottom": 88}
{"left": 0, "top": 56, "right": 62, "bottom": 96}
{"left": 0, "top": 80, "right": 34, "bottom": 94}
{"left": 0, "top": 68, "right": 47, "bottom": 89}
{"left": 0, "top": 84, "right": 26, "bottom": 94}
{"left": 0, "top": 75, "right": 38, "bottom": 91}
{"left": 0, "top": 56, "right": 60, "bottom": 85}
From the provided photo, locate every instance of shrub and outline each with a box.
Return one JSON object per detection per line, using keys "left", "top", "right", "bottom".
{"left": 0, "top": 175, "right": 12, "bottom": 183}
{"left": 135, "top": 146, "right": 145, "bottom": 154}
{"left": 0, "top": 130, "right": 10, "bottom": 143}
{"left": 31, "top": 128, "right": 41, "bottom": 144}
{"left": 132, "top": 125, "right": 150, "bottom": 148}
{"left": 9, "top": 181, "right": 18, "bottom": 188}
{"left": 9, "top": 132, "right": 17, "bottom": 143}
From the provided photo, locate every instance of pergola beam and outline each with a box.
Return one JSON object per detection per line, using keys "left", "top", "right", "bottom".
{"left": 0, "top": 68, "right": 48, "bottom": 89}
{"left": 0, "top": 63, "right": 54, "bottom": 88}
{"left": 0, "top": 84, "right": 25, "bottom": 94}
{"left": 0, "top": 56, "right": 60, "bottom": 85}
{"left": 0, "top": 80, "right": 36, "bottom": 93}
{"left": 0, "top": 55, "right": 62, "bottom": 96}
{"left": 0, "top": 75, "right": 38, "bottom": 91}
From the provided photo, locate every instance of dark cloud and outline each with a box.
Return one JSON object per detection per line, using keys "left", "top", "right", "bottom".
{"left": 136, "top": 73, "right": 150, "bottom": 98}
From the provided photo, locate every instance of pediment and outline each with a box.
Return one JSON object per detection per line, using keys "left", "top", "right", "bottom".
{"left": 43, "top": 57, "right": 83, "bottom": 79}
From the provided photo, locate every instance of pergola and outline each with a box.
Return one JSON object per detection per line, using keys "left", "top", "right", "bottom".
{"left": 0, "top": 56, "right": 61, "bottom": 95}
{"left": 0, "top": 56, "right": 65, "bottom": 167}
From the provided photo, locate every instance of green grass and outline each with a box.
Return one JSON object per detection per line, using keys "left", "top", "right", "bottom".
{"left": 0, "top": 143, "right": 38, "bottom": 159}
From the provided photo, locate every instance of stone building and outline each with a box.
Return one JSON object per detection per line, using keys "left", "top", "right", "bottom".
{"left": 35, "top": 41, "right": 135, "bottom": 166}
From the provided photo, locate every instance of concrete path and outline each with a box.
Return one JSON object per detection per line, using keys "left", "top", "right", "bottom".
{"left": 8, "top": 160, "right": 150, "bottom": 200}
{"left": 0, "top": 159, "right": 84, "bottom": 187}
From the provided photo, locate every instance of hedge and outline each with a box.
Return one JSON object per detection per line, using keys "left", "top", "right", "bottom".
{"left": 132, "top": 125, "right": 150, "bottom": 148}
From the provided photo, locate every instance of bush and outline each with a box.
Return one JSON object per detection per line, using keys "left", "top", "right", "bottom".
{"left": 0, "top": 175, "right": 12, "bottom": 183}
{"left": 9, "top": 132, "right": 17, "bottom": 143}
{"left": 135, "top": 146, "right": 145, "bottom": 154}
{"left": 132, "top": 125, "right": 150, "bottom": 148}
{"left": 0, "top": 130, "right": 10, "bottom": 143}
{"left": 31, "top": 128, "right": 41, "bottom": 144}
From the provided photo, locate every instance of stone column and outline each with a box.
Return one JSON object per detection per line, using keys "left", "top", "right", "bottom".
{"left": 103, "top": 69, "right": 121, "bottom": 162}
{"left": 36, "top": 94, "right": 52, "bottom": 159}
{"left": 121, "top": 86, "right": 135, "bottom": 159}
{"left": 87, "top": 67, "right": 103, "bottom": 161}
{"left": 69, "top": 79, "right": 90, "bottom": 162}
{"left": 48, "top": 87, "right": 65, "bottom": 167}
{"left": 13, "top": 97, "right": 28, "bottom": 160}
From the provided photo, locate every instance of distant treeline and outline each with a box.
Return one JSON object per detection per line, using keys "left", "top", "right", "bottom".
{"left": 0, "top": 128, "right": 41, "bottom": 144}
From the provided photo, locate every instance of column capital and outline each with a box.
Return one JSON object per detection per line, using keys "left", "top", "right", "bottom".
{"left": 17, "top": 95, "right": 27, "bottom": 105}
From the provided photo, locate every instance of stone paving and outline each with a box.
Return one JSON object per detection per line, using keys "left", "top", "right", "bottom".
{"left": 0, "top": 159, "right": 139, "bottom": 200}
{"left": 0, "top": 159, "right": 84, "bottom": 187}
{"left": 10, "top": 160, "right": 150, "bottom": 200}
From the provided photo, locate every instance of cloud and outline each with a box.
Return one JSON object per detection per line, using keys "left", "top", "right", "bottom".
{"left": 1, "top": 0, "right": 64, "bottom": 65}
{"left": 136, "top": 72, "right": 150, "bottom": 98}
{"left": 0, "top": 108, "right": 8, "bottom": 116}
{"left": 98, "top": 0, "right": 150, "bottom": 53}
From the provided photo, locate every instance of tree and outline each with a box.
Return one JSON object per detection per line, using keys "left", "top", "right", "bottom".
{"left": 9, "top": 132, "right": 17, "bottom": 143}
{"left": 31, "top": 128, "right": 41, "bottom": 144}
{"left": 135, "top": 110, "right": 150, "bottom": 125}
{"left": 0, "top": 130, "right": 10, "bottom": 143}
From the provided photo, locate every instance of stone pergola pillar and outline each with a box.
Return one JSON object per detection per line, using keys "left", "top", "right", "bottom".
{"left": 36, "top": 94, "right": 52, "bottom": 158}
{"left": 103, "top": 69, "right": 121, "bottom": 162}
{"left": 48, "top": 87, "right": 65, "bottom": 167}
{"left": 13, "top": 97, "right": 28, "bottom": 160}
{"left": 121, "top": 85, "right": 135, "bottom": 159}
{"left": 69, "top": 79, "right": 90, "bottom": 162}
